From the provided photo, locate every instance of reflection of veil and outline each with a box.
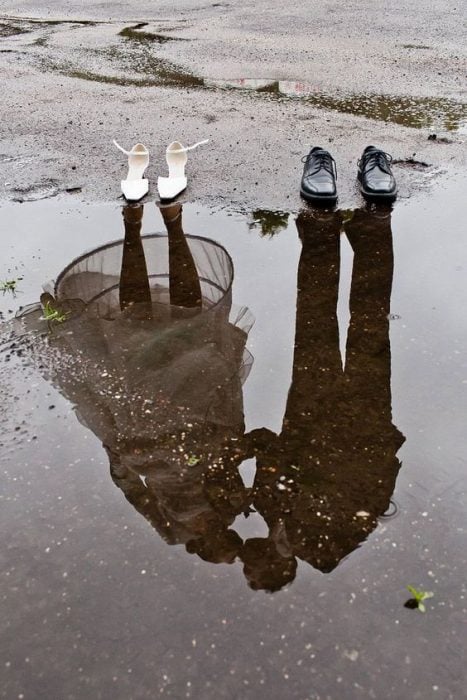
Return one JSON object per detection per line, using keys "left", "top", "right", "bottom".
{"left": 14, "top": 203, "right": 254, "bottom": 562}
{"left": 247, "top": 206, "right": 405, "bottom": 585}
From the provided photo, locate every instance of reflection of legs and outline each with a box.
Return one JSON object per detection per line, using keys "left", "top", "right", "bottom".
{"left": 284, "top": 211, "right": 343, "bottom": 431}
{"left": 343, "top": 207, "right": 403, "bottom": 516}
{"left": 249, "top": 211, "right": 344, "bottom": 576}
{"left": 119, "top": 204, "right": 152, "bottom": 314}
{"left": 249, "top": 209, "right": 403, "bottom": 576}
{"left": 158, "top": 203, "right": 202, "bottom": 310}
{"left": 344, "top": 207, "right": 393, "bottom": 422}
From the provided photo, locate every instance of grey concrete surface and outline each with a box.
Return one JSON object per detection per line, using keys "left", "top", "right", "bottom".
{"left": 0, "top": 1, "right": 466, "bottom": 208}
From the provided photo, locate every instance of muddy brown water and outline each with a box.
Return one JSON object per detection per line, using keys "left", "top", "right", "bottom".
{"left": 0, "top": 173, "right": 466, "bottom": 699}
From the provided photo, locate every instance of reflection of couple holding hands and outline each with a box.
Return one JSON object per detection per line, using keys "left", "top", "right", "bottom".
{"left": 20, "top": 202, "right": 404, "bottom": 592}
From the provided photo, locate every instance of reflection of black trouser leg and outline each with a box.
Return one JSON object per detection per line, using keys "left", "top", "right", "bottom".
{"left": 119, "top": 204, "right": 152, "bottom": 313}
{"left": 343, "top": 209, "right": 404, "bottom": 516}
{"left": 344, "top": 210, "right": 394, "bottom": 428}
{"left": 283, "top": 214, "right": 342, "bottom": 433}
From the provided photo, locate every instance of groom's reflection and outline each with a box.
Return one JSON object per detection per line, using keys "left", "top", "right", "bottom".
{"left": 243, "top": 206, "right": 405, "bottom": 589}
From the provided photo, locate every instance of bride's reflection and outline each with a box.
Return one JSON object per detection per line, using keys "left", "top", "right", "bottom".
{"left": 18, "top": 203, "right": 254, "bottom": 564}
{"left": 109, "top": 203, "right": 254, "bottom": 563}
{"left": 243, "top": 206, "right": 405, "bottom": 589}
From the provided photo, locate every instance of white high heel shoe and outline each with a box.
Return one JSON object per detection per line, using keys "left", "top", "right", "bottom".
{"left": 157, "top": 139, "right": 209, "bottom": 201}
{"left": 113, "top": 140, "right": 149, "bottom": 201}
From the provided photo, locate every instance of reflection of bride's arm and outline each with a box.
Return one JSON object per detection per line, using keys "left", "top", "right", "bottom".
{"left": 109, "top": 459, "right": 178, "bottom": 544}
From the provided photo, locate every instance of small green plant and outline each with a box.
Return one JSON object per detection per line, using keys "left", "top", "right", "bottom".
{"left": 40, "top": 301, "right": 69, "bottom": 324}
{"left": 0, "top": 279, "right": 19, "bottom": 294}
{"left": 187, "top": 455, "right": 200, "bottom": 466}
{"left": 406, "top": 585, "right": 434, "bottom": 612}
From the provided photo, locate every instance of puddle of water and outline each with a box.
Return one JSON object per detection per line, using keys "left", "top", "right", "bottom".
{"left": 118, "top": 23, "right": 188, "bottom": 44}
{"left": 1, "top": 175, "right": 467, "bottom": 698}
{"left": 44, "top": 40, "right": 203, "bottom": 89}
{"left": 47, "top": 45, "right": 467, "bottom": 130}
{"left": 47, "top": 54, "right": 465, "bottom": 131}
{"left": 59, "top": 64, "right": 203, "bottom": 88}
{"left": 206, "top": 79, "right": 467, "bottom": 131}
{"left": 6, "top": 19, "right": 464, "bottom": 131}
{"left": 0, "top": 21, "right": 29, "bottom": 36}
{"left": 1, "top": 16, "right": 98, "bottom": 26}
{"left": 401, "top": 44, "right": 432, "bottom": 50}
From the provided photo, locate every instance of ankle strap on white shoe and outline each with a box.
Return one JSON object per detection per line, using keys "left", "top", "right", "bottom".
{"left": 113, "top": 140, "right": 149, "bottom": 156}
{"left": 167, "top": 139, "right": 209, "bottom": 154}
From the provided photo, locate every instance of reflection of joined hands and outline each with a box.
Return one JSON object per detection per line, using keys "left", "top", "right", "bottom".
{"left": 245, "top": 426, "right": 279, "bottom": 452}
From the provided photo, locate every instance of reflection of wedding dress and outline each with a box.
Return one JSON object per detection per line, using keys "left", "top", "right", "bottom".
{"left": 14, "top": 229, "right": 254, "bottom": 554}
{"left": 22, "top": 303, "right": 252, "bottom": 455}
{"left": 17, "top": 233, "right": 253, "bottom": 436}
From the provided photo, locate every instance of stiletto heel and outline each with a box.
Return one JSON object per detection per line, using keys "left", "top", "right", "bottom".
{"left": 157, "top": 139, "right": 209, "bottom": 201}
{"left": 113, "top": 140, "right": 149, "bottom": 201}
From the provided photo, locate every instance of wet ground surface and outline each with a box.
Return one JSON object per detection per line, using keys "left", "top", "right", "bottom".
{"left": 1, "top": 1, "right": 467, "bottom": 697}
{"left": 0, "top": 2, "right": 466, "bottom": 208}
{"left": 1, "top": 170, "right": 467, "bottom": 699}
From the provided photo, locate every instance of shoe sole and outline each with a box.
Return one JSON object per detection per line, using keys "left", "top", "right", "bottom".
{"left": 300, "top": 188, "right": 337, "bottom": 206}
{"left": 357, "top": 173, "right": 397, "bottom": 202}
{"left": 359, "top": 187, "right": 397, "bottom": 203}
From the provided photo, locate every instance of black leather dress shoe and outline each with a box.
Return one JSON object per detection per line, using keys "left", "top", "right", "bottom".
{"left": 300, "top": 147, "right": 337, "bottom": 205}
{"left": 357, "top": 146, "right": 397, "bottom": 201}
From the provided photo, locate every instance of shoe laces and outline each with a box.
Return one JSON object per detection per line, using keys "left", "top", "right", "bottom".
{"left": 359, "top": 149, "right": 393, "bottom": 175}
{"left": 302, "top": 150, "right": 337, "bottom": 179}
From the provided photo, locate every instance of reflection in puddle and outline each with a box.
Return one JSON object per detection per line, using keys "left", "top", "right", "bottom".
{"left": 7, "top": 202, "right": 404, "bottom": 590}
{"left": 245, "top": 207, "right": 404, "bottom": 586}
{"left": 248, "top": 209, "right": 289, "bottom": 237}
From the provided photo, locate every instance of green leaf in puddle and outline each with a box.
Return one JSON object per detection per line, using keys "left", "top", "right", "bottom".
{"left": 406, "top": 585, "right": 434, "bottom": 612}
